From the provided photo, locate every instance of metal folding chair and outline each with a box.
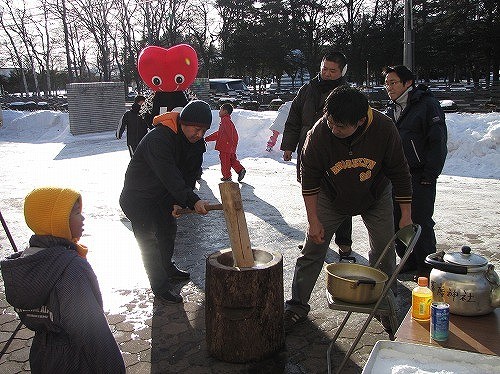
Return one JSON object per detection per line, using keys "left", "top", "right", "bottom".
{"left": 326, "top": 224, "right": 421, "bottom": 374}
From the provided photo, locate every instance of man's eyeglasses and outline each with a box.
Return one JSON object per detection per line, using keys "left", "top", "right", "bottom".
{"left": 326, "top": 115, "right": 349, "bottom": 130}
{"left": 384, "top": 80, "right": 402, "bottom": 88}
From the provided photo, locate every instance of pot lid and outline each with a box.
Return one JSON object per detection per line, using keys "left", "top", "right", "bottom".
{"left": 443, "top": 246, "right": 488, "bottom": 267}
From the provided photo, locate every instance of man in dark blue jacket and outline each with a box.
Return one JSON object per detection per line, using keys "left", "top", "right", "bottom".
{"left": 120, "top": 100, "right": 212, "bottom": 303}
{"left": 384, "top": 65, "right": 447, "bottom": 277}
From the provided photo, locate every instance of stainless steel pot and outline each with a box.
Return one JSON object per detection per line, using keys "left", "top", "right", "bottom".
{"left": 325, "top": 262, "right": 388, "bottom": 304}
{"left": 425, "top": 246, "right": 500, "bottom": 316}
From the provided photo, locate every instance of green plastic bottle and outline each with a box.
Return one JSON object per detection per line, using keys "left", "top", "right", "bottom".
{"left": 411, "top": 277, "right": 433, "bottom": 321}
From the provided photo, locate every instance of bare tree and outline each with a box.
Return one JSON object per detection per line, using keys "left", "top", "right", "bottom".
{"left": 24, "top": 0, "right": 55, "bottom": 97}
{"left": 11, "top": 5, "right": 41, "bottom": 96}
{"left": 48, "top": 0, "right": 76, "bottom": 83}
{"left": 185, "top": 0, "right": 219, "bottom": 77}
{"left": 288, "top": 0, "right": 341, "bottom": 74}
{"left": 115, "top": 0, "right": 144, "bottom": 94}
{"left": 0, "top": 1, "right": 29, "bottom": 96}
{"left": 71, "top": 0, "right": 117, "bottom": 81}
{"left": 138, "top": 0, "right": 190, "bottom": 46}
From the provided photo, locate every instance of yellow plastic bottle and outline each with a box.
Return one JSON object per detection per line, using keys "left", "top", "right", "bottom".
{"left": 411, "top": 277, "right": 433, "bottom": 321}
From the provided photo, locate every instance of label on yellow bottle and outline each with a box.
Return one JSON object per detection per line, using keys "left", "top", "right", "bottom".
{"left": 412, "top": 295, "right": 432, "bottom": 320}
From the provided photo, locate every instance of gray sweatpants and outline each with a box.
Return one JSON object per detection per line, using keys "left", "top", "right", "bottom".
{"left": 285, "top": 185, "right": 395, "bottom": 316}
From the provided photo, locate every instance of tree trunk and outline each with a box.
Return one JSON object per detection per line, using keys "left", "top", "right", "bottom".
{"left": 205, "top": 248, "right": 284, "bottom": 363}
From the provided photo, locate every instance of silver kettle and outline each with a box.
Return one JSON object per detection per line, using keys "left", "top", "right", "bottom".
{"left": 425, "top": 246, "right": 500, "bottom": 316}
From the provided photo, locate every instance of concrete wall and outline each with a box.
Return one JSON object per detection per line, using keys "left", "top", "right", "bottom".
{"left": 67, "top": 82, "right": 125, "bottom": 135}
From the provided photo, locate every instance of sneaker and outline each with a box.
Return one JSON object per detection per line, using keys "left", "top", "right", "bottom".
{"left": 283, "top": 309, "right": 307, "bottom": 333}
{"left": 220, "top": 177, "right": 232, "bottom": 181}
{"left": 338, "top": 244, "right": 352, "bottom": 257}
{"left": 156, "top": 289, "right": 183, "bottom": 304}
{"left": 237, "top": 168, "right": 246, "bottom": 182}
{"left": 169, "top": 264, "right": 190, "bottom": 280}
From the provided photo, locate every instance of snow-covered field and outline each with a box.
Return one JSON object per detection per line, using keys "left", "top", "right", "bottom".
{"left": 0, "top": 108, "right": 499, "bottom": 315}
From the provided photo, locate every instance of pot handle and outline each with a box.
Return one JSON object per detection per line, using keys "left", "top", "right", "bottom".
{"left": 339, "top": 256, "right": 356, "bottom": 263}
{"left": 424, "top": 251, "right": 468, "bottom": 274}
{"left": 356, "top": 279, "right": 376, "bottom": 287}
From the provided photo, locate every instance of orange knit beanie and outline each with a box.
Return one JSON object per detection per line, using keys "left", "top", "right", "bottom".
{"left": 24, "top": 187, "right": 88, "bottom": 258}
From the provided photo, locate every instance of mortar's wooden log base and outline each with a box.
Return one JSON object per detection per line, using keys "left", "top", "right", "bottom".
{"left": 205, "top": 248, "right": 284, "bottom": 363}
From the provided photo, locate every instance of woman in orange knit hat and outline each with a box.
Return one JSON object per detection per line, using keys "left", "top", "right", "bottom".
{"left": 1, "top": 187, "right": 125, "bottom": 373}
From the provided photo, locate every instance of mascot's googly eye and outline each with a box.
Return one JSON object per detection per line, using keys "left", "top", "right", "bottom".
{"left": 152, "top": 76, "right": 162, "bottom": 86}
{"left": 174, "top": 74, "right": 185, "bottom": 85}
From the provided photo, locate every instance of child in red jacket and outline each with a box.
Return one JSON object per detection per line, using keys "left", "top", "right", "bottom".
{"left": 205, "top": 103, "right": 246, "bottom": 182}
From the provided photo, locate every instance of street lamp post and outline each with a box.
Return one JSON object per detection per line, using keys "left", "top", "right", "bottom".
{"left": 403, "top": 0, "right": 414, "bottom": 70}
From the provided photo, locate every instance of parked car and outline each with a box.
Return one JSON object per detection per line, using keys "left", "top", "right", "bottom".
{"left": 439, "top": 99, "right": 458, "bottom": 112}
{"left": 268, "top": 98, "right": 284, "bottom": 111}
{"left": 239, "top": 100, "right": 260, "bottom": 111}
{"left": 217, "top": 97, "right": 240, "bottom": 107}
{"left": 209, "top": 78, "right": 250, "bottom": 96}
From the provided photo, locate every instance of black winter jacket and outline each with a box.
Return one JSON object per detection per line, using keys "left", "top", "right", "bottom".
{"left": 280, "top": 74, "right": 346, "bottom": 181}
{"left": 280, "top": 74, "right": 347, "bottom": 155}
{"left": 117, "top": 103, "right": 148, "bottom": 146}
{"left": 120, "top": 116, "right": 205, "bottom": 210}
{"left": 0, "top": 236, "right": 125, "bottom": 374}
{"left": 386, "top": 84, "right": 447, "bottom": 182}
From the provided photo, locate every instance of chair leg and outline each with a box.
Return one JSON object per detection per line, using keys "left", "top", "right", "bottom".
{"left": 386, "top": 290, "right": 398, "bottom": 340}
{"left": 327, "top": 311, "right": 352, "bottom": 374}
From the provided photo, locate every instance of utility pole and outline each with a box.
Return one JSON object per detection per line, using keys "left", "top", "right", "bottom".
{"left": 403, "top": 0, "right": 414, "bottom": 70}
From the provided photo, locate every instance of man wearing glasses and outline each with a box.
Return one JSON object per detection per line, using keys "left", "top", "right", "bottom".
{"left": 383, "top": 65, "right": 447, "bottom": 278}
{"left": 280, "top": 51, "right": 353, "bottom": 258}
{"left": 283, "top": 86, "right": 412, "bottom": 333}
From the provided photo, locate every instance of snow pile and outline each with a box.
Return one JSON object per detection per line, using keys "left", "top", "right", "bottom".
{"left": 445, "top": 112, "right": 500, "bottom": 178}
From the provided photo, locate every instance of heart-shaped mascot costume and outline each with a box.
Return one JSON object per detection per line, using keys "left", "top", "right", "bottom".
{"left": 137, "top": 44, "right": 199, "bottom": 126}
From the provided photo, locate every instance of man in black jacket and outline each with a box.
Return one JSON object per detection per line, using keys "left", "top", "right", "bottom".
{"left": 280, "top": 51, "right": 353, "bottom": 257}
{"left": 117, "top": 95, "right": 146, "bottom": 157}
{"left": 119, "top": 100, "right": 212, "bottom": 303}
{"left": 383, "top": 65, "right": 447, "bottom": 277}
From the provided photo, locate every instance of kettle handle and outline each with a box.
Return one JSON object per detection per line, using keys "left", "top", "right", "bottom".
{"left": 424, "top": 251, "right": 468, "bottom": 274}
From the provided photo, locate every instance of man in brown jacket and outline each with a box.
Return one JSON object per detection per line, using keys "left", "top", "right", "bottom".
{"left": 284, "top": 86, "right": 413, "bottom": 333}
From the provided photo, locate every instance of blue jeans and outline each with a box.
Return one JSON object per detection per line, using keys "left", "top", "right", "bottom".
{"left": 286, "top": 185, "right": 395, "bottom": 316}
